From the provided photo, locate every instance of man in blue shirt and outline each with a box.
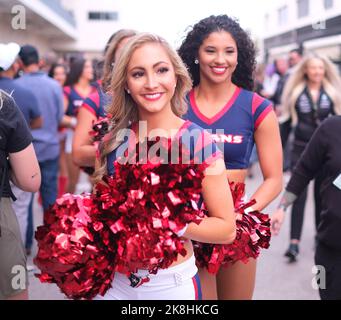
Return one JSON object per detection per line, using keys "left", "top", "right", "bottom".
{"left": 0, "top": 43, "right": 42, "bottom": 128}
{"left": 16, "top": 45, "right": 65, "bottom": 254}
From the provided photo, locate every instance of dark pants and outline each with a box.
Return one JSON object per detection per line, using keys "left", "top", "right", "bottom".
{"left": 279, "top": 119, "right": 292, "bottom": 171}
{"left": 25, "top": 157, "right": 59, "bottom": 250}
{"left": 315, "top": 241, "right": 341, "bottom": 300}
{"left": 25, "top": 193, "right": 34, "bottom": 250}
{"left": 289, "top": 143, "right": 322, "bottom": 240}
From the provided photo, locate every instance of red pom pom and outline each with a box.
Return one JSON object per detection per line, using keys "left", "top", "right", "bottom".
{"left": 34, "top": 194, "right": 116, "bottom": 300}
{"left": 89, "top": 116, "right": 111, "bottom": 142}
{"left": 92, "top": 138, "right": 206, "bottom": 274}
{"left": 35, "top": 138, "right": 208, "bottom": 298}
{"left": 194, "top": 182, "right": 271, "bottom": 274}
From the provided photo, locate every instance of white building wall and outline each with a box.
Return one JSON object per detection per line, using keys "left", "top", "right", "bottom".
{"left": 0, "top": 0, "right": 77, "bottom": 56}
{"left": 263, "top": 0, "right": 341, "bottom": 60}
{"left": 264, "top": 0, "right": 341, "bottom": 39}
{"left": 0, "top": 19, "right": 52, "bottom": 54}
{"left": 59, "top": 0, "right": 122, "bottom": 54}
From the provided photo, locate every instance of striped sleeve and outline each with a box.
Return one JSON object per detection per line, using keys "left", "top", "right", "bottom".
{"left": 180, "top": 124, "right": 223, "bottom": 167}
{"left": 193, "top": 129, "right": 223, "bottom": 166}
{"left": 63, "top": 86, "right": 71, "bottom": 99}
{"left": 81, "top": 91, "right": 100, "bottom": 117}
{"left": 252, "top": 93, "right": 273, "bottom": 129}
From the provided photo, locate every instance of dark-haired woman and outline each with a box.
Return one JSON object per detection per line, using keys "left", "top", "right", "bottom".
{"left": 179, "top": 15, "right": 283, "bottom": 300}
{"left": 63, "top": 57, "right": 96, "bottom": 193}
{"left": 49, "top": 63, "right": 67, "bottom": 87}
{"left": 72, "top": 29, "right": 137, "bottom": 169}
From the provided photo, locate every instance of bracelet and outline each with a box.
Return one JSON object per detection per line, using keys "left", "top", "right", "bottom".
{"left": 70, "top": 117, "right": 77, "bottom": 128}
{"left": 277, "top": 203, "right": 288, "bottom": 212}
{"left": 176, "top": 224, "right": 188, "bottom": 237}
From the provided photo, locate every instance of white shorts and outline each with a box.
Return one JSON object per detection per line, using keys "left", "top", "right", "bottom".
{"left": 240, "top": 194, "right": 255, "bottom": 213}
{"left": 95, "top": 254, "right": 202, "bottom": 300}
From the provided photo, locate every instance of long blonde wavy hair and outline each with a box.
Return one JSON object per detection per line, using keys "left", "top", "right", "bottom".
{"left": 93, "top": 33, "right": 193, "bottom": 183}
{"left": 281, "top": 53, "right": 341, "bottom": 125}
{"left": 102, "top": 29, "right": 137, "bottom": 92}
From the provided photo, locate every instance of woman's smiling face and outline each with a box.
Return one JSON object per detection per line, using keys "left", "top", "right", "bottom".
{"left": 126, "top": 42, "right": 177, "bottom": 116}
{"left": 198, "top": 30, "right": 238, "bottom": 85}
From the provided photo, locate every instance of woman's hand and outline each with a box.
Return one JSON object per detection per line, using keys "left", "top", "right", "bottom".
{"left": 271, "top": 208, "right": 285, "bottom": 235}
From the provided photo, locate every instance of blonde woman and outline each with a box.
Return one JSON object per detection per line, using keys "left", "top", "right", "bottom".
{"left": 93, "top": 33, "right": 236, "bottom": 300}
{"left": 274, "top": 53, "right": 341, "bottom": 262}
{"left": 0, "top": 91, "right": 41, "bottom": 299}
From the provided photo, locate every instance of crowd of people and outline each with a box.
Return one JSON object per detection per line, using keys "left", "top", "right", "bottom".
{"left": 0, "top": 14, "right": 340, "bottom": 301}
{"left": 252, "top": 48, "right": 341, "bottom": 265}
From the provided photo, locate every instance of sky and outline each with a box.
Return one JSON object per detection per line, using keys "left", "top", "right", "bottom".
{"left": 120, "top": 0, "right": 273, "bottom": 47}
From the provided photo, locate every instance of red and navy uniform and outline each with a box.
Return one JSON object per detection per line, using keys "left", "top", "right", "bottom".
{"left": 106, "top": 120, "right": 222, "bottom": 175}
{"left": 63, "top": 84, "right": 98, "bottom": 116}
{"left": 81, "top": 85, "right": 109, "bottom": 119}
{"left": 184, "top": 87, "right": 273, "bottom": 169}
{"left": 103, "top": 121, "right": 217, "bottom": 299}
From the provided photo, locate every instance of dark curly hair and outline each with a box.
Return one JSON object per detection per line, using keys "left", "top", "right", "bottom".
{"left": 178, "top": 15, "right": 256, "bottom": 91}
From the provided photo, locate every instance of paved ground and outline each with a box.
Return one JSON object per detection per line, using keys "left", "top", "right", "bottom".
{"left": 27, "top": 167, "right": 320, "bottom": 300}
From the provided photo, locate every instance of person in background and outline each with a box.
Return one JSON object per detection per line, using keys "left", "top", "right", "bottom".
{"left": 271, "top": 116, "right": 341, "bottom": 300}
{"left": 49, "top": 63, "right": 67, "bottom": 87}
{"left": 262, "top": 63, "right": 279, "bottom": 100}
{"left": 254, "top": 63, "right": 266, "bottom": 96}
{"left": 288, "top": 48, "right": 303, "bottom": 71}
{"left": 0, "top": 90, "right": 41, "bottom": 300}
{"left": 16, "top": 45, "right": 69, "bottom": 256}
{"left": 73, "top": 29, "right": 137, "bottom": 168}
{"left": 0, "top": 42, "right": 42, "bottom": 246}
{"left": 49, "top": 63, "right": 69, "bottom": 198}
{"left": 274, "top": 49, "right": 303, "bottom": 173}
{"left": 271, "top": 57, "right": 290, "bottom": 172}
{"left": 63, "top": 57, "right": 96, "bottom": 193}
{"left": 39, "top": 51, "right": 58, "bottom": 74}
{"left": 280, "top": 53, "right": 341, "bottom": 262}
{"left": 273, "top": 57, "right": 289, "bottom": 96}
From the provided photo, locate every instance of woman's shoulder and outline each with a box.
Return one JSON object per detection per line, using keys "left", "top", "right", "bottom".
{"left": 63, "top": 85, "right": 72, "bottom": 96}
{"left": 184, "top": 120, "right": 206, "bottom": 133}
{"left": 241, "top": 88, "right": 271, "bottom": 104}
{"left": 83, "top": 89, "right": 100, "bottom": 107}
{"left": 237, "top": 88, "right": 273, "bottom": 115}
{"left": 180, "top": 120, "right": 216, "bottom": 145}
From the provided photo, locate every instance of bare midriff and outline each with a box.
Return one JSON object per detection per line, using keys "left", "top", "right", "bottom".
{"left": 226, "top": 168, "right": 248, "bottom": 184}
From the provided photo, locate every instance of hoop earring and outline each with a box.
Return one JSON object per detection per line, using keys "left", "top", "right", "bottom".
{"left": 126, "top": 89, "right": 131, "bottom": 94}
{"left": 194, "top": 59, "right": 199, "bottom": 65}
